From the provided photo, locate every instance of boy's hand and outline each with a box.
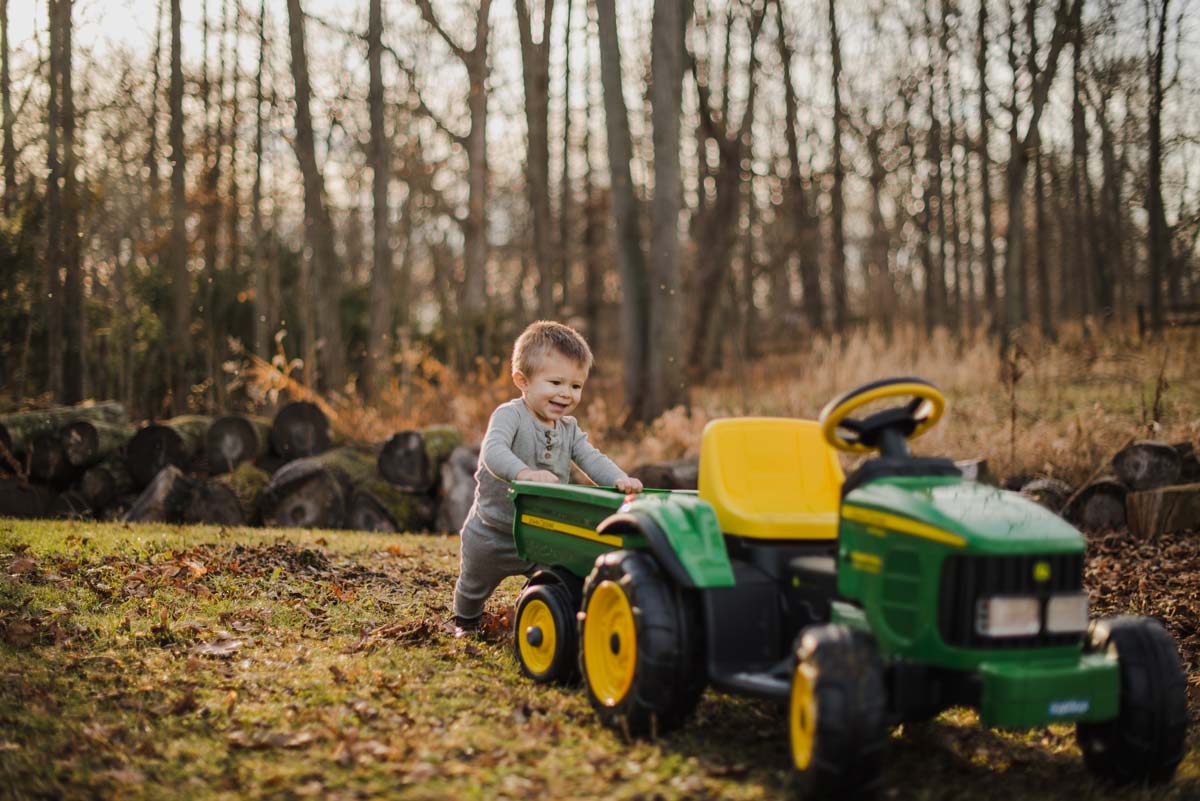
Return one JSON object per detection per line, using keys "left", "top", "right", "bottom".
{"left": 517, "top": 468, "right": 560, "bottom": 483}
{"left": 615, "top": 476, "right": 644, "bottom": 494}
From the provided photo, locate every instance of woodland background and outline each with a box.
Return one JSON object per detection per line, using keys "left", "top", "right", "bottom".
{"left": 0, "top": 0, "right": 1197, "bottom": 430}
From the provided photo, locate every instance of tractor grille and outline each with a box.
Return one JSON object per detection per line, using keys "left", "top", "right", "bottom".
{"left": 938, "top": 553, "right": 1085, "bottom": 649}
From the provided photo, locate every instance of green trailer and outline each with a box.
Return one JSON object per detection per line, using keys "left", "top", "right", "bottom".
{"left": 508, "top": 377, "right": 1188, "bottom": 797}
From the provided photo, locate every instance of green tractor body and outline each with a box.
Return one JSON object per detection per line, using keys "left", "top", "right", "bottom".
{"left": 507, "top": 378, "right": 1186, "bottom": 793}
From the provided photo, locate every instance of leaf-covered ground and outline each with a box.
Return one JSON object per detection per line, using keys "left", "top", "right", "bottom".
{"left": 1, "top": 519, "right": 1197, "bottom": 801}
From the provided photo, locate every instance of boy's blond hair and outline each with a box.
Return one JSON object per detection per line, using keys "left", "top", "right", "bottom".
{"left": 512, "top": 321, "right": 594, "bottom": 376}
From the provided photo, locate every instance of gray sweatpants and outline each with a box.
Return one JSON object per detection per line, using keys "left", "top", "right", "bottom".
{"left": 452, "top": 512, "right": 535, "bottom": 619}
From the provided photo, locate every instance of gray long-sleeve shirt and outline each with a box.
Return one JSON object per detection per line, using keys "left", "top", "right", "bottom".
{"left": 469, "top": 398, "right": 628, "bottom": 531}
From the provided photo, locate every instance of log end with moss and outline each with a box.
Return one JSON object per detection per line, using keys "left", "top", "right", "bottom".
{"left": 348, "top": 480, "right": 437, "bottom": 533}
{"left": 271, "top": 402, "right": 331, "bottom": 461}
{"left": 206, "top": 415, "right": 271, "bottom": 474}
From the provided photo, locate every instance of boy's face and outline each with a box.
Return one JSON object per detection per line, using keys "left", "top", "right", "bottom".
{"left": 514, "top": 350, "right": 588, "bottom": 425}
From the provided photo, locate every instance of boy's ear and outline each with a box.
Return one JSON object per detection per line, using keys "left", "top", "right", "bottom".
{"left": 512, "top": 370, "right": 529, "bottom": 391}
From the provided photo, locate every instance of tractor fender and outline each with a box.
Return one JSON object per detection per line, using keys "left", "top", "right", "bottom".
{"left": 523, "top": 567, "right": 584, "bottom": 605}
{"left": 597, "top": 513, "right": 695, "bottom": 588}
{"left": 597, "top": 497, "right": 735, "bottom": 589}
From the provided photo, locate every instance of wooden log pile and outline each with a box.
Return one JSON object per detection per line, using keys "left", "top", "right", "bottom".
{"left": 0, "top": 401, "right": 474, "bottom": 535}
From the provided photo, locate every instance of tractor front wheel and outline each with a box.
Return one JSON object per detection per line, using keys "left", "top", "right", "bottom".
{"left": 1076, "top": 616, "right": 1187, "bottom": 784}
{"left": 579, "top": 550, "right": 705, "bottom": 737}
{"left": 514, "top": 581, "right": 579, "bottom": 684}
{"left": 788, "top": 624, "right": 887, "bottom": 799}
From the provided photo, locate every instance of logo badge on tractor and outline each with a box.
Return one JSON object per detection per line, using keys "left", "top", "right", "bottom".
{"left": 1033, "top": 561, "right": 1052, "bottom": 583}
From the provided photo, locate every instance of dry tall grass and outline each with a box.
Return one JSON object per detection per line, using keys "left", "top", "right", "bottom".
{"left": 245, "top": 324, "right": 1200, "bottom": 485}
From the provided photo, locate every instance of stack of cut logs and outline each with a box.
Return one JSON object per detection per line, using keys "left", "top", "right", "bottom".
{"left": 1014, "top": 440, "right": 1200, "bottom": 536}
{"left": 0, "top": 401, "right": 481, "bottom": 534}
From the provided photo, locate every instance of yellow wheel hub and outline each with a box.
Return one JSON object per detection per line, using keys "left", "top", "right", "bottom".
{"left": 517, "top": 598, "right": 557, "bottom": 676}
{"left": 584, "top": 580, "right": 637, "bottom": 706}
{"left": 789, "top": 664, "right": 817, "bottom": 770}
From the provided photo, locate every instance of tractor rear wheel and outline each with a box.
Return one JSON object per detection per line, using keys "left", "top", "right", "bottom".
{"left": 514, "top": 581, "right": 579, "bottom": 684}
{"left": 788, "top": 624, "right": 887, "bottom": 799}
{"left": 579, "top": 549, "right": 705, "bottom": 737}
{"left": 1076, "top": 616, "right": 1187, "bottom": 784}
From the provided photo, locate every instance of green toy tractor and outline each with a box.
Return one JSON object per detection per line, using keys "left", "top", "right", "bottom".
{"left": 508, "top": 377, "right": 1188, "bottom": 797}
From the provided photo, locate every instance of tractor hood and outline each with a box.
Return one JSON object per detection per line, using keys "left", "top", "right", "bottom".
{"left": 843, "top": 476, "right": 1084, "bottom": 554}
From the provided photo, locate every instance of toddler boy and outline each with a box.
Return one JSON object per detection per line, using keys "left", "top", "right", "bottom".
{"left": 452, "top": 321, "right": 642, "bottom": 634}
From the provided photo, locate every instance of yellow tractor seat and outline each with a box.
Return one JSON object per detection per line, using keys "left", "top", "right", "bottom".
{"left": 697, "top": 418, "right": 844, "bottom": 541}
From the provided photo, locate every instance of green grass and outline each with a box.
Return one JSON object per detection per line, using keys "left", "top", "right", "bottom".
{"left": 1, "top": 519, "right": 1197, "bottom": 800}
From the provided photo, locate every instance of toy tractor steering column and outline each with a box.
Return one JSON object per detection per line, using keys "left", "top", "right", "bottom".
{"left": 819, "top": 377, "right": 945, "bottom": 458}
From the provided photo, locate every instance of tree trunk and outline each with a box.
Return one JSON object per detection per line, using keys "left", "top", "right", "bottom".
{"left": 270, "top": 401, "right": 331, "bottom": 461}
{"left": 285, "top": 0, "right": 345, "bottom": 391}
{"left": 251, "top": 0, "right": 271, "bottom": 360}
{"left": 689, "top": 1, "right": 766, "bottom": 377}
{"left": 126, "top": 416, "right": 211, "bottom": 488}
{"left": 260, "top": 447, "right": 377, "bottom": 530}
{"left": 1146, "top": 0, "right": 1169, "bottom": 331}
{"left": 581, "top": 23, "right": 602, "bottom": 344}
{"left": 596, "top": 0, "right": 647, "bottom": 421}
{"left": 516, "top": 0, "right": 557, "bottom": 318}
{"left": 645, "top": 0, "right": 688, "bottom": 420}
{"left": 61, "top": 420, "right": 133, "bottom": 468}
{"left": 1127, "top": 484, "right": 1200, "bottom": 538}
{"left": 145, "top": 0, "right": 165, "bottom": 231}
{"left": 0, "top": 478, "right": 51, "bottom": 519}
{"left": 1001, "top": 0, "right": 1080, "bottom": 352}
{"left": 1034, "top": 145, "right": 1053, "bottom": 338}
{"left": 828, "top": 0, "right": 848, "bottom": 332}
{"left": 184, "top": 462, "right": 269, "bottom": 525}
{"left": 434, "top": 445, "right": 479, "bottom": 533}
{"left": 46, "top": 0, "right": 64, "bottom": 401}
{"left": 558, "top": 0, "right": 574, "bottom": 310}
{"left": 1, "top": 0, "right": 14, "bottom": 214}
{"left": 377, "top": 425, "right": 463, "bottom": 492}
{"left": 977, "top": 0, "right": 997, "bottom": 331}
{"left": 0, "top": 402, "right": 128, "bottom": 455}
{"left": 1112, "top": 440, "right": 1182, "bottom": 490}
{"left": 364, "top": 0, "right": 392, "bottom": 402}
{"left": 124, "top": 464, "right": 195, "bottom": 523}
{"left": 80, "top": 456, "right": 134, "bottom": 511}
{"left": 1067, "top": 17, "right": 1090, "bottom": 321}
{"left": 775, "top": 0, "right": 823, "bottom": 333}
{"left": 168, "top": 0, "right": 190, "bottom": 412}
{"left": 206, "top": 414, "right": 271, "bottom": 474}
{"left": 1065, "top": 477, "right": 1127, "bottom": 531}
{"left": 348, "top": 483, "right": 437, "bottom": 533}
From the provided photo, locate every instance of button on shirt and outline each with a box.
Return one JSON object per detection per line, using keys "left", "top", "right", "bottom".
{"left": 470, "top": 398, "right": 628, "bottom": 531}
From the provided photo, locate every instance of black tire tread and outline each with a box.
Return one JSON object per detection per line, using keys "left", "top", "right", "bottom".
{"left": 580, "top": 549, "right": 706, "bottom": 738}
{"left": 514, "top": 581, "right": 579, "bottom": 685}
{"left": 1076, "top": 616, "right": 1188, "bottom": 785}
{"left": 791, "top": 624, "right": 888, "bottom": 799}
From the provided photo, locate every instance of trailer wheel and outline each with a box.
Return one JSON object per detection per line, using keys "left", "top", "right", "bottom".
{"left": 579, "top": 550, "right": 705, "bottom": 737}
{"left": 1076, "top": 616, "right": 1187, "bottom": 784}
{"left": 514, "top": 581, "right": 579, "bottom": 684}
{"left": 789, "top": 624, "right": 887, "bottom": 799}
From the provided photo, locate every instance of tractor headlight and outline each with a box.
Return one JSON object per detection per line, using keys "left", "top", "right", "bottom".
{"left": 1045, "top": 592, "right": 1089, "bottom": 633}
{"left": 975, "top": 595, "right": 1040, "bottom": 637}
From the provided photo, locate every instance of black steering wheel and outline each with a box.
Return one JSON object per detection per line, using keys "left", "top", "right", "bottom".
{"left": 818, "top": 377, "right": 945, "bottom": 457}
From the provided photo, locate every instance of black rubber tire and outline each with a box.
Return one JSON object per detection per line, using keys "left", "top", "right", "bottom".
{"left": 513, "top": 581, "right": 579, "bottom": 685}
{"left": 579, "top": 549, "right": 706, "bottom": 738}
{"left": 788, "top": 624, "right": 888, "bottom": 800}
{"left": 1076, "top": 616, "right": 1188, "bottom": 785}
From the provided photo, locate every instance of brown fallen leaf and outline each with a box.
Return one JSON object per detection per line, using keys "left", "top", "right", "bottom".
{"left": 191, "top": 638, "right": 246, "bottom": 657}
{"left": 228, "top": 729, "right": 315, "bottom": 749}
{"left": 9, "top": 557, "right": 37, "bottom": 574}
{"left": 3, "top": 622, "right": 37, "bottom": 648}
